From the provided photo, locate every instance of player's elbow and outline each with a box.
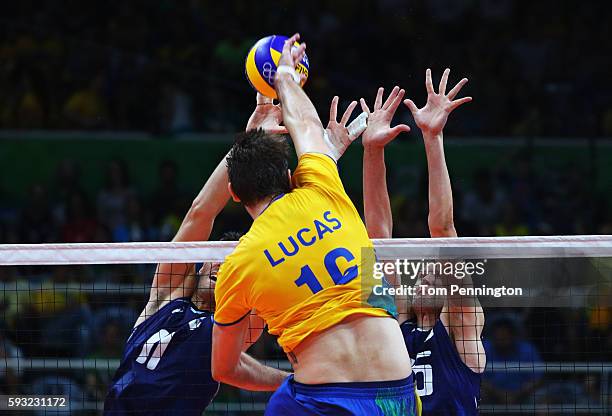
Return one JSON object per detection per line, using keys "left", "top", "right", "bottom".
{"left": 181, "top": 200, "right": 214, "bottom": 229}
{"left": 211, "top": 359, "right": 234, "bottom": 383}
{"left": 186, "top": 198, "right": 215, "bottom": 221}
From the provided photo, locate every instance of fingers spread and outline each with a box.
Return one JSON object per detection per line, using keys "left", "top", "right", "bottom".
{"left": 439, "top": 68, "right": 450, "bottom": 95}
{"left": 447, "top": 78, "right": 468, "bottom": 100}
{"left": 449, "top": 96, "right": 472, "bottom": 110}
{"left": 382, "top": 86, "right": 400, "bottom": 110}
{"left": 425, "top": 68, "right": 434, "bottom": 94}
{"left": 403, "top": 99, "right": 419, "bottom": 115}
{"left": 329, "top": 96, "right": 339, "bottom": 122}
{"left": 340, "top": 100, "right": 358, "bottom": 125}
{"left": 387, "top": 88, "right": 405, "bottom": 113}
{"left": 374, "top": 87, "right": 384, "bottom": 111}
{"left": 360, "top": 98, "right": 371, "bottom": 115}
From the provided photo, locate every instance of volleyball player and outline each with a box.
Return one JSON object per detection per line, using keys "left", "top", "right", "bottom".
{"left": 362, "top": 69, "right": 486, "bottom": 415}
{"left": 103, "top": 94, "right": 290, "bottom": 415}
{"left": 211, "top": 34, "right": 418, "bottom": 415}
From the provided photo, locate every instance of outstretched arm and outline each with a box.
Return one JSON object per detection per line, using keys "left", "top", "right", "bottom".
{"left": 145, "top": 156, "right": 230, "bottom": 315}
{"left": 146, "top": 95, "right": 287, "bottom": 312}
{"left": 406, "top": 68, "right": 484, "bottom": 373}
{"left": 274, "top": 34, "right": 330, "bottom": 158}
{"left": 361, "top": 86, "right": 410, "bottom": 238}
{"left": 404, "top": 68, "right": 471, "bottom": 238}
{"left": 360, "top": 86, "right": 410, "bottom": 321}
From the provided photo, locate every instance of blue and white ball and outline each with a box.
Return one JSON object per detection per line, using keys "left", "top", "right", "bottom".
{"left": 245, "top": 35, "right": 309, "bottom": 99}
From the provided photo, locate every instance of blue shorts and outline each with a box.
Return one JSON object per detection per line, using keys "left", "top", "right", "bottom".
{"left": 265, "top": 374, "right": 418, "bottom": 416}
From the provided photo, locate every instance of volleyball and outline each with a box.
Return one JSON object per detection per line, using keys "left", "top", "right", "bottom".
{"left": 245, "top": 35, "right": 310, "bottom": 99}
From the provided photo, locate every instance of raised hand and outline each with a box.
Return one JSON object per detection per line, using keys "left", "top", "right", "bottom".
{"left": 245, "top": 93, "right": 288, "bottom": 134}
{"left": 404, "top": 68, "right": 471, "bottom": 137}
{"left": 360, "top": 86, "right": 410, "bottom": 148}
{"left": 325, "top": 96, "right": 358, "bottom": 159}
{"left": 276, "top": 33, "right": 307, "bottom": 84}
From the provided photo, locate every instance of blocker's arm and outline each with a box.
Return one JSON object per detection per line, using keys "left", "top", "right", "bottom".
{"left": 150, "top": 95, "right": 291, "bottom": 307}
{"left": 361, "top": 87, "right": 410, "bottom": 321}
{"left": 150, "top": 154, "right": 230, "bottom": 305}
{"left": 406, "top": 68, "right": 485, "bottom": 373}
{"left": 361, "top": 86, "right": 409, "bottom": 238}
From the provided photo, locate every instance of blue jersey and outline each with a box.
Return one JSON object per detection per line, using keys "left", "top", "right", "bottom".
{"left": 104, "top": 298, "right": 219, "bottom": 415}
{"left": 401, "top": 319, "right": 481, "bottom": 415}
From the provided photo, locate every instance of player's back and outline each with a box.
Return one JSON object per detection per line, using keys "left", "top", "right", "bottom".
{"left": 104, "top": 298, "right": 219, "bottom": 415}
{"left": 402, "top": 319, "right": 481, "bottom": 415}
{"left": 215, "top": 153, "right": 411, "bottom": 384}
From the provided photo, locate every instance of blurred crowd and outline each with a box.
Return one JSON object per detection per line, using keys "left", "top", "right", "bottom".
{"left": 1, "top": 0, "right": 611, "bottom": 136}
{"left": 1, "top": 151, "right": 611, "bottom": 246}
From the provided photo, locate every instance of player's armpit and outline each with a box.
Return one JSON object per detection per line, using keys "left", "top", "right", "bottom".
{"left": 242, "top": 313, "right": 265, "bottom": 351}
{"left": 150, "top": 263, "right": 197, "bottom": 300}
{"left": 441, "top": 304, "right": 486, "bottom": 373}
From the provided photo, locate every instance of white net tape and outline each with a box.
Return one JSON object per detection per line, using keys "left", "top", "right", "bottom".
{"left": 1, "top": 235, "right": 612, "bottom": 265}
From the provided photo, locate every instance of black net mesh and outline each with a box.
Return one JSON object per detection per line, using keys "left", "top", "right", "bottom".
{"left": 0, "top": 255, "right": 610, "bottom": 415}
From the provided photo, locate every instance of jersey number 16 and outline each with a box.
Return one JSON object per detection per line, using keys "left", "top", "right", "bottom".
{"left": 294, "top": 247, "right": 358, "bottom": 294}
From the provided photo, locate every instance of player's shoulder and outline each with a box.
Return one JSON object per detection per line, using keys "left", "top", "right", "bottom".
{"left": 226, "top": 228, "right": 262, "bottom": 255}
{"left": 293, "top": 152, "right": 342, "bottom": 187}
{"left": 137, "top": 297, "right": 191, "bottom": 326}
{"left": 216, "top": 232, "right": 261, "bottom": 276}
{"left": 129, "top": 298, "right": 204, "bottom": 343}
{"left": 400, "top": 319, "right": 418, "bottom": 335}
{"left": 140, "top": 298, "right": 211, "bottom": 325}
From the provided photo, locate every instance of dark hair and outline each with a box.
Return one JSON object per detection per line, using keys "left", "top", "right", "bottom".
{"left": 220, "top": 231, "right": 243, "bottom": 241}
{"left": 226, "top": 129, "right": 291, "bottom": 206}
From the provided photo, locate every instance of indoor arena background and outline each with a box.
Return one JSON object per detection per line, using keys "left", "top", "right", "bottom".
{"left": 1, "top": 1, "right": 611, "bottom": 415}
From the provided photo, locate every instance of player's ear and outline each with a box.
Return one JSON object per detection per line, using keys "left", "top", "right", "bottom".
{"left": 228, "top": 182, "right": 241, "bottom": 203}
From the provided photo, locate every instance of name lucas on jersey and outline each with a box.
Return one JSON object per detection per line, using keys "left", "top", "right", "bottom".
{"left": 264, "top": 211, "right": 342, "bottom": 267}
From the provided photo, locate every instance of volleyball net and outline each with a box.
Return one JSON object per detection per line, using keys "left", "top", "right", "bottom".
{"left": 0, "top": 236, "right": 611, "bottom": 415}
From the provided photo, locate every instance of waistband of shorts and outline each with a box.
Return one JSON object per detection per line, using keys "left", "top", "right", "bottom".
{"left": 291, "top": 373, "right": 414, "bottom": 399}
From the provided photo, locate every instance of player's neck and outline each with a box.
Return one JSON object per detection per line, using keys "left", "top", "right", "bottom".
{"left": 245, "top": 195, "right": 276, "bottom": 219}
{"left": 416, "top": 310, "right": 438, "bottom": 330}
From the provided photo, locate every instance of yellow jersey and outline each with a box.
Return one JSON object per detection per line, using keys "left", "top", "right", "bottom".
{"left": 214, "top": 153, "right": 393, "bottom": 352}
